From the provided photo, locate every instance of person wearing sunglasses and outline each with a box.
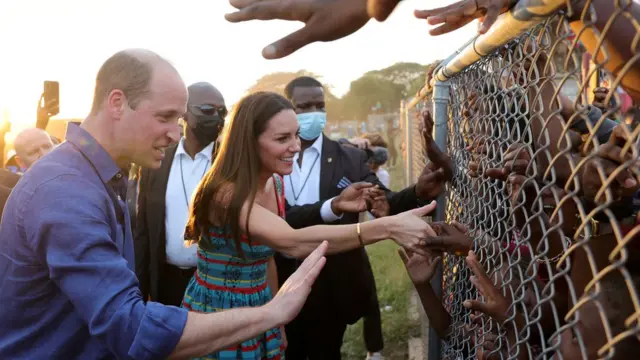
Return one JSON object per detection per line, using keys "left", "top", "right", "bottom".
{"left": 135, "top": 81, "right": 228, "bottom": 307}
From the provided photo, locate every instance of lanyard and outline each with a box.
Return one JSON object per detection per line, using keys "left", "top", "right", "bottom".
{"left": 289, "top": 153, "right": 320, "bottom": 203}
{"left": 179, "top": 155, "right": 210, "bottom": 208}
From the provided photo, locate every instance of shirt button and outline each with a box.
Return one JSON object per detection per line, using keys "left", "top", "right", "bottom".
{"left": 115, "top": 173, "right": 122, "bottom": 179}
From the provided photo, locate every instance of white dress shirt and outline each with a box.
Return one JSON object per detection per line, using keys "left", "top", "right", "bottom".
{"left": 284, "top": 135, "right": 341, "bottom": 222}
{"left": 363, "top": 168, "right": 391, "bottom": 222}
{"left": 165, "top": 139, "right": 214, "bottom": 268}
{"left": 376, "top": 168, "right": 390, "bottom": 188}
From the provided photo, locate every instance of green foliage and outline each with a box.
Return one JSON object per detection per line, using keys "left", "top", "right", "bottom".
{"left": 246, "top": 70, "right": 320, "bottom": 96}
{"left": 244, "top": 62, "right": 431, "bottom": 127}
{"left": 341, "top": 62, "right": 429, "bottom": 121}
{"left": 245, "top": 70, "right": 343, "bottom": 125}
{"left": 341, "top": 166, "right": 419, "bottom": 360}
{"left": 365, "top": 62, "right": 429, "bottom": 98}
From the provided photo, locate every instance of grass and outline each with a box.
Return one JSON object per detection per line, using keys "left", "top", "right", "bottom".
{"left": 341, "top": 164, "right": 420, "bottom": 360}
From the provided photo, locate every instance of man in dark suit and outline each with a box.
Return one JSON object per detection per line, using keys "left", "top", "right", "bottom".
{"left": 135, "top": 82, "right": 227, "bottom": 305}
{"left": 0, "top": 184, "right": 10, "bottom": 220}
{"left": 0, "top": 169, "right": 20, "bottom": 221}
{"left": 279, "top": 76, "right": 450, "bottom": 360}
{"left": 0, "top": 168, "right": 20, "bottom": 189}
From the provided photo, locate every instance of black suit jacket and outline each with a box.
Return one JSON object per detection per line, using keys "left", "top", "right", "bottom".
{"left": 0, "top": 169, "right": 20, "bottom": 189}
{"left": 0, "top": 184, "right": 10, "bottom": 221}
{"left": 134, "top": 145, "right": 184, "bottom": 301}
{"left": 283, "top": 135, "right": 422, "bottom": 324}
{"left": 0, "top": 170, "right": 20, "bottom": 223}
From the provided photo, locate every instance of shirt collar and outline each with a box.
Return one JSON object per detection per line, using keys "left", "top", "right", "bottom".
{"left": 175, "top": 138, "right": 214, "bottom": 161}
{"left": 65, "top": 123, "right": 122, "bottom": 184}
{"left": 309, "top": 135, "right": 323, "bottom": 153}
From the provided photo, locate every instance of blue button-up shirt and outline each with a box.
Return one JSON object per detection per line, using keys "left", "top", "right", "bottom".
{"left": 0, "top": 124, "right": 187, "bottom": 359}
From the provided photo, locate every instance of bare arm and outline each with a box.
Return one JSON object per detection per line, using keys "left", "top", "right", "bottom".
{"left": 170, "top": 277, "right": 300, "bottom": 359}
{"left": 398, "top": 249, "right": 451, "bottom": 339}
{"left": 169, "top": 241, "right": 328, "bottom": 359}
{"left": 169, "top": 307, "right": 275, "bottom": 359}
{"left": 233, "top": 197, "right": 437, "bottom": 258}
{"left": 244, "top": 201, "right": 389, "bottom": 257}
{"left": 29, "top": 175, "right": 327, "bottom": 360}
{"left": 414, "top": 283, "right": 451, "bottom": 339}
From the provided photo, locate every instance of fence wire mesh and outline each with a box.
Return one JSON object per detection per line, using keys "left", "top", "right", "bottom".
{"left": 402, "top": 100, "right": 428, "bottom": 186}
{"left": 403, "top": 1, "right": 640, "bottom": 359}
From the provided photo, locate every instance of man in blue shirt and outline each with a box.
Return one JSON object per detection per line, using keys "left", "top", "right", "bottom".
{"left": 0, "top": 48, "right": 328, "bottom": 359}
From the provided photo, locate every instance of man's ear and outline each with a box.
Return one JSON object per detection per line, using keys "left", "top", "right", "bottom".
{"left": 14, "top": 155, "right": 26, "bottom": 170}
{"left": 106, "top": 89, "right": 127, "bottom": 119}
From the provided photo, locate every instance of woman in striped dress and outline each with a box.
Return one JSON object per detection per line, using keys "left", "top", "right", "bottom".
{"left": 182, "top": 174, "right": 287, "bottom": 360}
{"left": 183, "top": 91, "right": 437, "bottom": 360}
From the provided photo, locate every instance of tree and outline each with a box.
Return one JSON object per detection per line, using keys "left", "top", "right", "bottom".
{"left": 245, "top": 70, "right": 344, "bottom": 124}
{"left": 246, "top": 70, "right": 320, "bottom": 96}
{"left": 341, "top": 75, "right": 404, "bottom": 121}
{"left": 340, "top": 62, "right": 433, "bottom": 122}
{"left": 365, "top": 62, "right": 430, "bottom": 99}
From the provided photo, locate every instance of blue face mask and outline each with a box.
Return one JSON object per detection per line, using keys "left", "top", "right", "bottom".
{"left": 297, "top": 111, "right": 327, "bottom": 141}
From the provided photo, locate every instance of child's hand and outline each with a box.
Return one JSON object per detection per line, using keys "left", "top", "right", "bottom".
{"left": 398, "top": 248, "right": 442, "bottom": 285}
{"left": 463, "top": 251, "right": 511, "bottom": 323}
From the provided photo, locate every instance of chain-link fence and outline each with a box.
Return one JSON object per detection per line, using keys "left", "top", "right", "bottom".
{"left": 402, "top": 1, "right": 640, "bottom": 359}
{"left": 401, "top": 98, "right": 427, "bottom": 187}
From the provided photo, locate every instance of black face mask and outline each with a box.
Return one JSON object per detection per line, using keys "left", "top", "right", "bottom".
{"left": 191, "top": 114, "right": 223, "bottom": 147}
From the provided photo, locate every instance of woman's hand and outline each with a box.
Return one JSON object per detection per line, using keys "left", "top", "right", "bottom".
{"left": 386, "top": 201, "right": 438, "bottom": 256}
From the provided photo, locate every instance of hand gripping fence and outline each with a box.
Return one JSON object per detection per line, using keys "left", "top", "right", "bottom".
{"left": 402, "top": 1, "right": 640, "bottom": 359}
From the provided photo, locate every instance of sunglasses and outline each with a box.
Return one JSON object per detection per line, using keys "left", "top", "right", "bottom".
{"left": 189, "top": 104, "right": 228, "bottom": 118}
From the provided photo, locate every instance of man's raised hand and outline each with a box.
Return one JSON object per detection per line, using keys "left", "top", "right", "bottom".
{"left": 267, "top": 241, "right": 328, "bottom": 325}
{"left": 225, "top": 0, "right": 371, "bottom": 59}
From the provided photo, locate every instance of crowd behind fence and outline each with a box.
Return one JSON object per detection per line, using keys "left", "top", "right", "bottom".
{"left": 402, "top": 1, "right": 640, "bottom": 359}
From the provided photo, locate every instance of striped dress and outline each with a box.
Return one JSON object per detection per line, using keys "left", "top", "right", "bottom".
{"left": 182, "top": 175, "right": 286, "bottom": 360}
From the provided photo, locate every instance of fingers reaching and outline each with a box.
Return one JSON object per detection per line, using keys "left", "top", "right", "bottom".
{"left": 303, "top": 255, "right": 327, "bottom": 286}
{"left": 262, "top": 25, "right": 318, "bottom": 59}
{"left": 465, "top": 251, "right": 493, "bottom": 294}
{"left": 463, "top": 299, "right": 491, "bottom": 314}
{"left": 367, "top": 0, "right": 401, "bottom": 21}
{"left": 411, "top": 200, "right": 437, "bottom": 217}
{"left": 350, "top": 182, "right": 375, "bottom": 191}
{"left": 297, "top": 241, "right": 328, "bottom": 274}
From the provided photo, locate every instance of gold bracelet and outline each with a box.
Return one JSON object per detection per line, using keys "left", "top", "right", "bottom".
{"left": 356, "top": 223, "right": 364, "bottom": 247}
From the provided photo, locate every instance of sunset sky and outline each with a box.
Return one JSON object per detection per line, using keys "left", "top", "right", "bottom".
{"left": 0, "top": 0, "right": 476, "bottom": 132}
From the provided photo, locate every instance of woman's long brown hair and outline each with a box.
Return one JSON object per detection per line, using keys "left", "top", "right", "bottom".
{"left": 185, "top": 91, "right": 294, "bottom": 256}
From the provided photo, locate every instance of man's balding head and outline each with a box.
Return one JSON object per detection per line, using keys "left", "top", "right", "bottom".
{"left": 183, "top": 82, "right": 226, "bottom": 150}
{"left": 14, "top": 128, "right": 54, "bottom": 170}
{"left": 90, "top": 49, "right": 177, "bottom": 114}
{"left": 87, "top": 49, "right": 187, "bottom": 169}
{"left": 187, "top": 82, "right": 224, "bottom": 106}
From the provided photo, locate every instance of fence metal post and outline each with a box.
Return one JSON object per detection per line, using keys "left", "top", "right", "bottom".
{"left": 403, "top": 100, "right": 413, "bottom": 188}
{"left": 427, "top": 78, "right": 450, "bottom": 360}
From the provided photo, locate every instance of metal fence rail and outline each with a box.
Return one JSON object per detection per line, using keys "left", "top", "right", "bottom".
{"left": 402, "top": 1, "right": 640, "bottom": 359}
